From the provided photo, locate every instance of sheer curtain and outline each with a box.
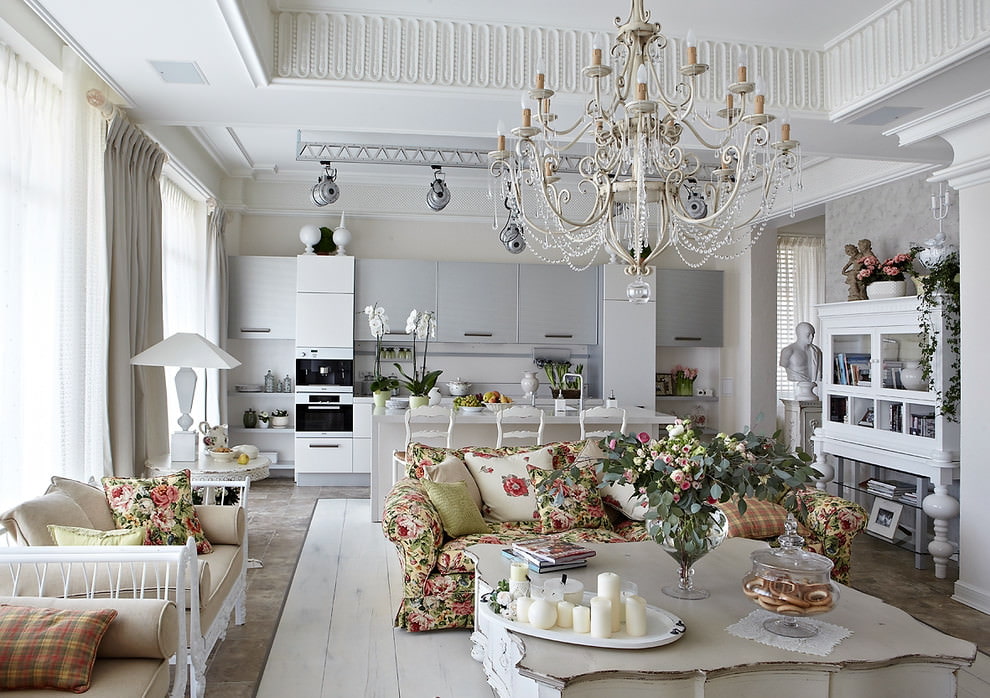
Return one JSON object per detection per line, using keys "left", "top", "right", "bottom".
{"left": 0, "top": 44, "right": 107, "bottom": 509}
{"left": 205, "top": 205, "right": 229, "bottom": 426}
{"left": 776, "top": 234, "right": 826, "bottom": 395}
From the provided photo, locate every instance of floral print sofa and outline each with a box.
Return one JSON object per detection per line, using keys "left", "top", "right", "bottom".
{"left": 382, "top": 440, "right": 867, "bottom": 632}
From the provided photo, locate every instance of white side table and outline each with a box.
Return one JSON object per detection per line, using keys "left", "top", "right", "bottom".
{"left": 146, "top": 452, "right": 271, "bottom": 482}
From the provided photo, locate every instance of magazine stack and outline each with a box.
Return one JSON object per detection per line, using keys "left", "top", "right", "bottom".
{"left": 503, "top": 537, "right": 597, "bottom": 573}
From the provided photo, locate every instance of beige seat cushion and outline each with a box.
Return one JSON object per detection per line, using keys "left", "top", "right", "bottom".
{"left": 0, "top": 492, "right": 94, "bottom": 546}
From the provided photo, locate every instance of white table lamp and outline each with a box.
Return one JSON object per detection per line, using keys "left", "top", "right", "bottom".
{"left": 131, "top": 333, "right": 241, "bottom": 461}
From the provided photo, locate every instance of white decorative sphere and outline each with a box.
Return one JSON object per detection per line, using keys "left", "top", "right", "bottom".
{"left": 332, "top": 211, "right": 352, "bottom": 255}
{"left": 528, "top": 598, "right": 558, "bottom": 630}
{"left": 299, "top": 224, "right": 321, "bottom": 254}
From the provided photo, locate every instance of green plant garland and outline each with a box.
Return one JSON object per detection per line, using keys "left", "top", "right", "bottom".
{"left": 915, "top": 250, "right": 960, "bottom": 421}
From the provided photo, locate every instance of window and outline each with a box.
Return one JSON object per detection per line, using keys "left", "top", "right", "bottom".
{"left": 776, "top": 234, "right": 825, "bottom": 396}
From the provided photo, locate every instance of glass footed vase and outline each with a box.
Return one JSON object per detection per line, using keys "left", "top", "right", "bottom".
{"left": 657, "top": 508, "right": 728, "bottom": 600}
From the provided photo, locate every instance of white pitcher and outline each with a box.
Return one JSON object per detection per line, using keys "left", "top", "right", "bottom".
{"left": 198, "top": 422, "right": 228, "bottom": 450}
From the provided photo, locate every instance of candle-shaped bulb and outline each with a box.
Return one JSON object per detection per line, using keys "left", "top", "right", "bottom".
{"left": 736, "top": 47, "right": 747, "bottom": 83}
{"left": 753, "top": 76, "right": 765, "bottom": 115}
{"left": 496, "top": 120, "right": 506, "bottom": 151}
{"left": 592, "top": 33, "right": 605, "bottom": 66}
{"left": 685, "top": 29, "right": 697, "bottom": 65}
{"left": 535, "top": 57, "right": 546, "bottom": 90}
{"left": 636, "top": 63, "right": 648, "bottom": 100}
{"left": 543, "top": 146, "right": 554, "bottom": 177}
{"left": 780, "top": 107, "right": 791, "bottom": 141}
{"left": 521, "top": 92, "right": 531, "bottom": 128}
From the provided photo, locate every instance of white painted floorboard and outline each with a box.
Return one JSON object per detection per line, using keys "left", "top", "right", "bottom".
{"left": 257, "top": 499, "right": 491, "bottom": 698}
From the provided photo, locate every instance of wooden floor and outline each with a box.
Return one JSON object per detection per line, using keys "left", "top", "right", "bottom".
{"left": 256, "top": 498, "right": 491, "bottom": 697}
{"left": 254, "top": 495, "right": 990, "bottom": 698}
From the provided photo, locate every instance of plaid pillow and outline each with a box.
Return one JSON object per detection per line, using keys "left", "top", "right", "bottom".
{"left": 0, "top": 604, "right": 118, "bottom": 693}
{"left": 718, "top": 497, "right": 789, "bottom": 540}
{"left": 102, "top": 469, "right": 213, "bottom": 554}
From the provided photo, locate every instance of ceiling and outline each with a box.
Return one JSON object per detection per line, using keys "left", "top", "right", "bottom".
{"left": 17, "top": 0, "right": 988, "bottom": 202}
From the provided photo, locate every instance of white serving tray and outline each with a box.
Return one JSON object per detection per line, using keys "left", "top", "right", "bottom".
{"left": 480, "top": 591, "right": 686, "bottom": 649}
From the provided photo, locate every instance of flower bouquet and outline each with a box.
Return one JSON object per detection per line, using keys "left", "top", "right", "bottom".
{"left": 394, "top": 309, "right": 442, "bottom": 404}
{"left": 365, "top": 304, "right": 399, "bottom": 406}
{"left": 856, "top": 251, "right": 915, "bottom": 285}
{"left": 671, "top": 365, "right": 698, "bottom": 396}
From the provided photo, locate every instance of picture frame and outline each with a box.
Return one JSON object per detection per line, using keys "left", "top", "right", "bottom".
{"left": 866, "top": 498, "right": 903, "bottom": 542}
{"left": 656, "top": 373, "right": 673, "bottom": 396}
{"left": 858, "top": 407, "right": 875, "bottom": 427}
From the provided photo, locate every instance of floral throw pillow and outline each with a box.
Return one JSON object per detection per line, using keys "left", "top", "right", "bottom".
{"left": 101, "top": 470, "right": 212, "bottom": 554}
{"left": 462, "top": 447, "right": 553, "bottom": 523}
{"left": 528, "top": 444, "right": 611, "bottom": 532}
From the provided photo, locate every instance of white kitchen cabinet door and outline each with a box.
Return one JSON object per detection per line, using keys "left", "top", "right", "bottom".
{"left": 296, "top": 292, "right": 354, "bottom": 348}
{"left": 352, "top": 438, "right": 372, "bottom": 474}
{"left": 518, "top": 265, "right": 599, "bottom": 344}
{"left": 436, "top": 262, "right": 518, "bottom": 343}
{"left": 655, "top": 269, "right": 724, "bottom": 347}
{"left": 294, "top": 437, "right": 353, "bottom": 474}
{"left": 296, "top": 255, "right": 354, "bottom": 293}
{"left": 602, "top": 297, "right": 657, "bottom": 409}
{"left": 227, "top": 256, "right": 297, "bottom": 339}
{"left": 354, "top": 260, "right": 438, "bottom": 337}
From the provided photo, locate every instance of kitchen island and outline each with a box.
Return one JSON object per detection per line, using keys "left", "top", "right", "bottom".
{"left": 370, "top": 402, "right": 676, "bottom": 522}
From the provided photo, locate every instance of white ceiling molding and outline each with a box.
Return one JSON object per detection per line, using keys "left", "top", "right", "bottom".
{"left": 216, "top": 0, "right": 270, "bottom": 88}
{"left": 272, "top": 10, "right": 828, "bottom": 113}
{"left": 827, "top": 0, "right": 990, "bottom": 121}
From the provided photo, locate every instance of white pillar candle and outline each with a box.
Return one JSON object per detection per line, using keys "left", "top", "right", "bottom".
{"left": 515, "top": 596, "right": 534, "bottom": 624}
{"left": 598, "top": 572, "right": 622, "bottom": 631}
{"left": 624, "top": 594, "right": 648, "bottom": 637}
{"left": 556, "top": 601, "right": 574, "bottom": 628}
{"left": 619, "top": 580, "right": 639, "bottom": 624}
{"left": 590, "top": 596, "right": 612, "bottom": 638}
{"left": 563, "top": 579, "right": 584, "bottom": 605}
{"left": 510, "top": 561, "right": 529, "bottom": 582}
{"left": 572, "top": 605, "right": 591, "bottom": 633}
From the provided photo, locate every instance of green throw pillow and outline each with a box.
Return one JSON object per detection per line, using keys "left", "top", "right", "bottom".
{"left": 47, "top": 524, "right": 148, "bottom": 546}
{"left": 422, "top": 480, "right": 490, "bottom": 537}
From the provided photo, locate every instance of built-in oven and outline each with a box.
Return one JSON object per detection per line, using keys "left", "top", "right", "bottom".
{"left": 294, "top": 391, "right": 354, "bottom": 435}
{"left": 296, "top": 347, "right": 353, "bottom": 390}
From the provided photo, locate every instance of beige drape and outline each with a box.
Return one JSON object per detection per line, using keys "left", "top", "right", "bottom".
{"left": 105, "top": 115, "right": 168, "bottom": 476}
{"left": 205, "top": 206, "right": 229, "bottom": 424}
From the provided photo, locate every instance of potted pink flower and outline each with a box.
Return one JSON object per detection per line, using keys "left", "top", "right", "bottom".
{"left": 672, "top": 365, "right": 698, "bottom": 396}
{"left": 857, "top": 251, "right": 916, "bottom": 299}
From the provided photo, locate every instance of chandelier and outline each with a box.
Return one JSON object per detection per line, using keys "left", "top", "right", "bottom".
{"left": 488, "top": 0, "right": 801, "bottom": 301}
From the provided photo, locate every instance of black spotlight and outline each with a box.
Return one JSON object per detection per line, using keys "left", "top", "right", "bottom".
{"left": 426, "top": 165, "right": 451, "bottom": 211}
{"left": 311, "top": 162, "right": 339, "bottom": 206}
{"left": 499, "top": 197, "right": 526, "bottom": 254}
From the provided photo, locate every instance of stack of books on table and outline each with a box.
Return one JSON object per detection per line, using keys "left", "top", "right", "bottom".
{"left": 503, "top": 537, "right": 596, "bottom": 573}
{"left": 864, "top": 478, "right": 916, "bottom": 499}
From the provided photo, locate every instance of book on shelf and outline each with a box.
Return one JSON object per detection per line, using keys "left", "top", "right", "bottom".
{"left": 501, "top": 549, "right": 589, "bottom": 573}
{"left": 510, "top": 537, "right": 596, "bottom": 565}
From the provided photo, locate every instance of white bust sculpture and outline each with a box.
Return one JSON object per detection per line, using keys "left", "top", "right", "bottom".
{"left": 779, "top": 322, "right": 823, "bottom": 401}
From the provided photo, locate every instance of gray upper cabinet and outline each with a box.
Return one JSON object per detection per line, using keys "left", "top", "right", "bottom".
{"left": 353, "top": 259, "right": 438, "bottom": 338}
{"left": 436, "top": 262, "right": 518, "bottom": 343}
{"left": 227, "top": 256, "right": 297, "bottom": 339}
{"left": 655, "top": 269, "right": 723, "bottom": 346}
{"left": 518, "top": 264, "right": 599, "bottom": 344}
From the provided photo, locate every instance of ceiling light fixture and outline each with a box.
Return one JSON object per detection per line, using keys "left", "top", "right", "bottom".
{"left": 499, "top": 197, "right": 526, "bottom": 254}
{"left": 488, "top": 0, "right": 801, "bottom": 302}
{"left": 311, "top": 161, "right": 340, "bottom": 206}
{"left": 426, "top": 165, "right": 451, "bottom": 211}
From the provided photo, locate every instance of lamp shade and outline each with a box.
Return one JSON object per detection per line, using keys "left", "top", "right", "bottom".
{"left": 131, "top": 332, "right": 241, "bottom": 369}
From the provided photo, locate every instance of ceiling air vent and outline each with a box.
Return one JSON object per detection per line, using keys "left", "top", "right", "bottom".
{"left": 149, "top": 60, "right": 208, "bottom": 85}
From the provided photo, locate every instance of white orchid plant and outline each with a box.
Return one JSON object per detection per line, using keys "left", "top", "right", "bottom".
{"left": 365, "top": 304, "right": 399, "bottom": 394}
{"left": 394, "top": 309, "right": 442, "bottom": 396}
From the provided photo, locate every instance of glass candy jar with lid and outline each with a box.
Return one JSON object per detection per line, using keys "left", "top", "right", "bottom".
{"left": 741, "top": 514, "right": 839, "bottom": 638}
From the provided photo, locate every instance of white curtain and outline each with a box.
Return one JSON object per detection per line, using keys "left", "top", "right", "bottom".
{"left": 0, "top": 44, "right": 107, "bottom": 510}
{"left": 776, "top": 234, "right": 826, "bottom": 397}
{"left": 205, "top": 205, "right": 229, "bottom": 425}
{"left": 105, "top": 114, "right": 168, "bottom": 477}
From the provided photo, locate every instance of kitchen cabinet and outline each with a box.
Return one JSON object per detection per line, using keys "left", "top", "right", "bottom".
{"left": 436, "top": 262, "right": 518, "bottom": 342}
{"left": 295, "top": 436, "right": 354, "bottom": 483}
{"left": 227, "top": 256, "right": 297, "bottom": 339}
{"left": 353, "top": 259, "right": 438, "bottom": 338}
{"left": 518, "top": 264, "right": 598, "bottom": 344}
{"left": 295, "top": 292, "right": 354, "bottom": 348}
{"left": 601, "top": 266, "right": 656, "bottom": 408}
{"left": 352, "top": 400, "right": 373, "bottom": 474}
{"left": 297, "top": 255, "right": 354, "bottom": 292}
{"left": 655, "top": 268, "right": 723, "bottom": 346}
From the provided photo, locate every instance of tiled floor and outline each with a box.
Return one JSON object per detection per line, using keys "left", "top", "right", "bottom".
{"left": 205, "top": 478, "right": 988, "bottom": 696}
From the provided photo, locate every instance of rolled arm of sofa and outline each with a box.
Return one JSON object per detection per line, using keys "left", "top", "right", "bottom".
{"left": 381, "top": 478, "right": 444, "bottom": 596}
{"left": 791, "top": 489, "right": 868, "bottom": 583}
{"left": 194, "top": 505, "right": 245, "bottom": 546}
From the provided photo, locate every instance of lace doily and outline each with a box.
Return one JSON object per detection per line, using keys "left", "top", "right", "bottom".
{"left": 726, "top": 609, "right": 852, "bottom": 656}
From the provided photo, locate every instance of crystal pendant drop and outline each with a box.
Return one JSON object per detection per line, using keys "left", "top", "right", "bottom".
{"left": 626, "top": 276, "right": 651, "bottom": 303}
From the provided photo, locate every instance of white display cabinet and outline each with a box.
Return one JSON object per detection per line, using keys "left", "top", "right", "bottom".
{"left": 813, "top": 296, "right": 959, "bottom": 578}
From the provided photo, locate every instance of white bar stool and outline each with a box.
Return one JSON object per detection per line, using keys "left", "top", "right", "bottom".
{"left": 495, "top": 405, "right": 545, "bottom": 448}
{"left": 392, "top": 405, "right": 455, "bottom": 481}
{"left": 579, "top": 406, "right": 627, "bottom": 439}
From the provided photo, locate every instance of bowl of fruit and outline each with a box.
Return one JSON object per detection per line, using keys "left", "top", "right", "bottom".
{"left": 207, "top": 447, "right": 236, "bottom": 462}
{"left": 453, "top": 395, "right": 485, "bottom": 413}
{"left": 482, "top": 391, "right": 513, "bottom": 412}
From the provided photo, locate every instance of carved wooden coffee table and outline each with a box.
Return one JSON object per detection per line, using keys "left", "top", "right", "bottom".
{"left": 468, "top": 539, "right": 975, "bottom": 698}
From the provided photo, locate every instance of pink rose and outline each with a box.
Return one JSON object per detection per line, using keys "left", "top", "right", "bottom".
{"left": 637, "top": 432, "right": 651, "bottom": 444}
{"left": 608, "top": 438, "right": 617, "bottom": 450}
{"left": 680, "top": 480, "right": 692, "bottom": 490}
{"left": 671, "top": 470, "right": 684, "bottom": 483}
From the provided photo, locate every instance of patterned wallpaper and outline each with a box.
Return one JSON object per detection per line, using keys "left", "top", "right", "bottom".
{"left": 824, "top": 174, "right": 960, "bottom": 302}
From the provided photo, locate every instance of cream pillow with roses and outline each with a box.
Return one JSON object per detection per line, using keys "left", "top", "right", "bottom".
{"left": 462, "top": 447, "right": 553, "bottom": 523}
